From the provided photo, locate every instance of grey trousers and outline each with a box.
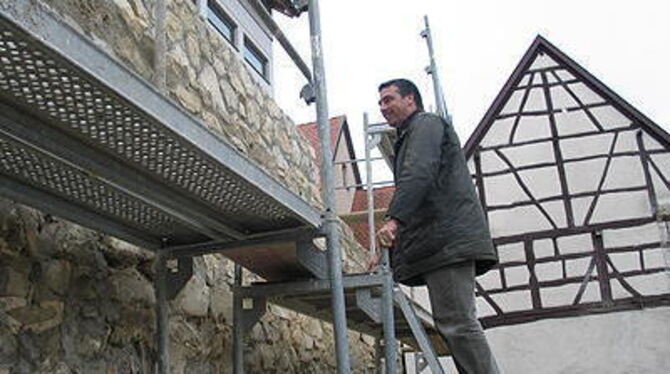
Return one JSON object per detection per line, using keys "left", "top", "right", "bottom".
{"left": 424, "top": 261, "right": 500, "bottom": 374}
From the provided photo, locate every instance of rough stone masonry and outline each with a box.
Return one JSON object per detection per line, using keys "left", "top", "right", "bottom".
{"left": 0, "top": 0, "right": 376, "bottom": 373}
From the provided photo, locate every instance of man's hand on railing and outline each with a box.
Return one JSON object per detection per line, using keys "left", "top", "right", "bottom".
{"left": 377, "top": 217, "right": 399, "bottom": 248}
{"left": 367, "top": 217, "right": 399, "bottom": 272}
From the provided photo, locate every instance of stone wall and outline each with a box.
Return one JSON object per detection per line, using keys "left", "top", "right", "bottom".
{"left": 39, "top": 0, "right": 321, "bottom": 208}
{"left": 0, "top": 0, "right": 375, "bottom": 373}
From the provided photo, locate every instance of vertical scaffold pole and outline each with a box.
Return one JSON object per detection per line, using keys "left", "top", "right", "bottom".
{"left": 365, "top": 114, "right": 398, "bottom": 373}
{"left": 153, "top": 0, "right": 167, "bottom": 92}
{"left": 364, "top": 113, "right": 376, "bottom": 262}
{"left": 421, "top": 15, "right": 448, "bottom": 120}
{"left": 307, "top": 1, "right": 351, "bottom": 372}
{"left": 381, "top": 247, "right": 397, "bottom": 373}
{"left": 374, "top": 337, "right": 383, "bottom": 374}
{"left": 154, "top": 0, "right": 169, "bottom": 365}
{"left": 233, "top": 264, "right": 244, "bottom": 374}
{"left": 155, "top": 252, "right": 170, "bottom": 374}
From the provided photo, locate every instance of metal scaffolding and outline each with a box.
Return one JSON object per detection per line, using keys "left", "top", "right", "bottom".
{"left": 0, "top": 2, "right": 449, "bottom": 373}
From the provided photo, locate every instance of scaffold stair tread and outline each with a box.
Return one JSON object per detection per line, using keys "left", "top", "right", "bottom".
{"left": 238, "top": 273, "right": 451, "bottom": 356}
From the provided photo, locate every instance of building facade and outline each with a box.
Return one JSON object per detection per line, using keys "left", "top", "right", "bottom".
{"left": 464, "top": 36, "right": 670, "bottom": 374}
{"left": 198, "top": 0, "right": 275, "bottom": 90}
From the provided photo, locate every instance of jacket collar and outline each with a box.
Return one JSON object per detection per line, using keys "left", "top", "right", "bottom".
{"left": 396, "top": 109, "right": 422, "bottom": 138}
{"left": 392, "top": 110, "right": 422, "bottom": 177}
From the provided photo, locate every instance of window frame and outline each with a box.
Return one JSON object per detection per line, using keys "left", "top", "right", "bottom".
{"left": 207, "top": 0, "right": 236, "bottom": 46}
{"left": 243, "top": 36, "right": 269, "bottom": 80}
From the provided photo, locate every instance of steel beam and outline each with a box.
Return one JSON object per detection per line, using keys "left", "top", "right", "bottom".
{"left": 163, "top": 227, "right": 319, "bottom": 258}
{"left": 0, "top": 175, "right": 160, "bottom": 249}
{"left": 154, "top": 0, "right": 167, "bottom": 91}
{"left": 235, "top": 273, "right": 385, "bottom": 298}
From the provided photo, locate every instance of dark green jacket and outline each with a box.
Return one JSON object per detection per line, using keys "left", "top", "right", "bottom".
{"left": 386, "top": 111, "right": 497, "bottom": 286}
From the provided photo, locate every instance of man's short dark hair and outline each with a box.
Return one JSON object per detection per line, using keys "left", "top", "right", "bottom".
{"left": 378, "top": 78, "right": 424, "bottom": 111}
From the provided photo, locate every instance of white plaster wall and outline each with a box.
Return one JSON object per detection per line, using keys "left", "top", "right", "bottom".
{"left": 408, "top": 307, "right": 670, "bottom": 373}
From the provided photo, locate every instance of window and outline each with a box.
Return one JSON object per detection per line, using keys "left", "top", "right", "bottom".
{"left": 243, "top": 37, "right": 268, "bottom": 78}
{"left": 207, "top": 0, "right": 236, "bottom": 44}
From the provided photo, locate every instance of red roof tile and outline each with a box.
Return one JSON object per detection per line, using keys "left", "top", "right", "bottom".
{"left": 350, "top": 185, "right": 396, "bottom": 212}
{"left": 347, "top": 185, "right": 396, "bottom": 250}
{"left": 350, "top": 220, "right": 382, "bottom": 251}
{"left": 296, "top": 115, "right": 345, "bottom": 166}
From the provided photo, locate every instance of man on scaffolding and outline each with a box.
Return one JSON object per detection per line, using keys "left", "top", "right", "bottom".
{"left": 371, "top": 78, "right": 501, "bottom": 374}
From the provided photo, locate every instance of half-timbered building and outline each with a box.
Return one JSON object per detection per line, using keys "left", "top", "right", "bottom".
{"left": 464, "top": 35, "right": 670, "bottom": 329}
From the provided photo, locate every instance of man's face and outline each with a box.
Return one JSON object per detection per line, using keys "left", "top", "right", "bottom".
{"left": 378, "top": 85, "right": 416, "bottom": 127}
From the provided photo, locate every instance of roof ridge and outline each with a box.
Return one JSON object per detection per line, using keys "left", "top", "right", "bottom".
{"left": 464, "top": 36, "right": 670, "bottom": 158}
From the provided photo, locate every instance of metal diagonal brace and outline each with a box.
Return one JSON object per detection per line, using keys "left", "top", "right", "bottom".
{"left": 394, "top": 289, "right": 444, "bottom": 374}
{"left": 355, "top": 287, "right": 381, "bottom": 323}
{"left": 296, "top": 238, "right": 329, "bottom": 279}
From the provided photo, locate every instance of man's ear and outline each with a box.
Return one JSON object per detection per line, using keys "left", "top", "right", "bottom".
{"left": 407, "top": 93, "right": 417, "bottom": 107}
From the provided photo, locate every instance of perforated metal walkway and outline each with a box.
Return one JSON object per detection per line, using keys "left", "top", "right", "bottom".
{"left": 0, "top": 2, "right": 321, "bottom": 252}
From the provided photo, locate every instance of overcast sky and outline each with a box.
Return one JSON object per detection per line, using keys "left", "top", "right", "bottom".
{"left": 272, "top": 0, "right": 669, "bottom": 173}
